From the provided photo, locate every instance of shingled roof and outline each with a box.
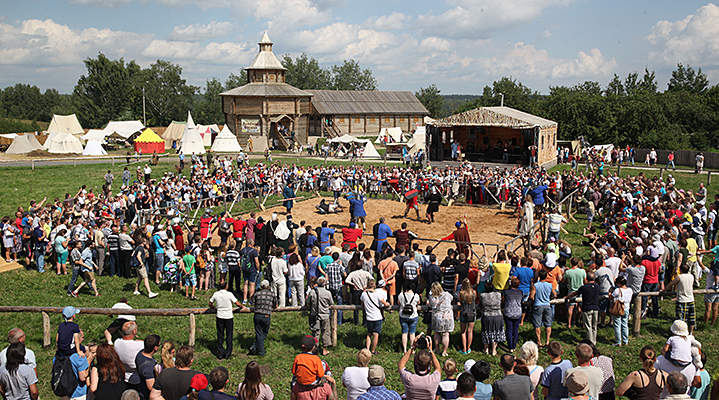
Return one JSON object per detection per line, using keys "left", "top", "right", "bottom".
{"left": 431, "top": 106, "right": 557, "bottom": 129}
{"left": 220, "top": 83, "right": 313, "bottom": 97}
{"left": 308, "top": 90, "right": 429, "bottom": 115}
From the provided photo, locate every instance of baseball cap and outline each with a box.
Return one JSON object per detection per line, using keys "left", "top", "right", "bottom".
{"left": 301, "top": 335, "right": 317, "bottom": 351}
{"left": 368, "top": 365, "right": 385, "bottom": 385}
{"left": 190, "top": 374, "right": 208, "bottom": 391}
{"left": 62, "top": 306, "right": 80, "bottom": 319}
{"left": 260, "top": 280, "right": 270, "bottom": 289}
{"left": 565, "top": 370, "right": 589, "bottom": 395}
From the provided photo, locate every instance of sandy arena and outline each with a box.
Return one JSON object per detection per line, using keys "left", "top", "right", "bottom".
{"left": 234, "top": 197, "right": 519, "bottom": 256}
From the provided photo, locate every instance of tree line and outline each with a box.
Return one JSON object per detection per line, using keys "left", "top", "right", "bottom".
{"left": 0, "top": 52, "right": 377, "bottom": 132}
{"left": 416, "top": 64, "right": 719, "bottom": 150}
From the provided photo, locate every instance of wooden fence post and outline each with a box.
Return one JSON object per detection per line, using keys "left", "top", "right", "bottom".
{"left": 331, "top": 309, "right": 338, "bottom": 347}
{"left": 633, "top": 295, "right": 642, "bottom": 336}
{"left": 708, "top": 171, "right": 712, "bottom": 185}
{"left": 189, "top": 313, "right": 196, "bottom": 346}
{"left": 659, "top": 168, "right": 664, "bottom": 180}
{"left": 31, "top": 160, "right": 35, "bottom": 170}
{"left": 42, "top": 312, "right": 51, "bottom": 349}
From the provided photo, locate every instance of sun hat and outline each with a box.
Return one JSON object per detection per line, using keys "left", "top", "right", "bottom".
{"left": 377, "top": 279, "right": 386, "bottom": 288}
{"left": 62, "top": 306, "right": 80, "bottom": 319}
{"left": 565, "top": 370, "right": 589, "bottom": 395}
{"left": 464, "top": 359, "right": 476, "bottom": 373}
{"left": 670, "top": 320, "right": 689, "bottom": 336}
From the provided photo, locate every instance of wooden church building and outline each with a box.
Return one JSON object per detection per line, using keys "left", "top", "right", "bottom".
{"left": 220, "top": 33, "right": 428, "bottom": 148}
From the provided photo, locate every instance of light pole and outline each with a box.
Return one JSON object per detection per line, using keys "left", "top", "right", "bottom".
{"left": 499, "top": 93, "right": 504, "bottom": 107}
{"left": 142, "top": 86, "right": 146, "bottom": 126}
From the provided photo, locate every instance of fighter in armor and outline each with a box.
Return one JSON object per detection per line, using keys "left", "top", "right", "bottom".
{"left": 425, "top": 186, "right": 442, "bottom": 223}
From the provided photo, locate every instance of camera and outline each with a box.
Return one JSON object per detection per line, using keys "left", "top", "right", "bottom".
{"left": 415, "top": 332, "right": 428, "bottom": 349}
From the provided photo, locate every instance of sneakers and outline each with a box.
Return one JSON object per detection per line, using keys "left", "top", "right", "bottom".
{"left": 70, "top": 292, "right": 78, "bottom": 298}
{"left": 149, "top": 292, "right": 158, "bottom": 299}
{"left": 133, "top": 291, "right": 141, "bottom": 295}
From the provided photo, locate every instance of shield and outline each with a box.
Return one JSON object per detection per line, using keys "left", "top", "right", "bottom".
{"left": 405, "top": 189, "right": 419, "bottom": 200}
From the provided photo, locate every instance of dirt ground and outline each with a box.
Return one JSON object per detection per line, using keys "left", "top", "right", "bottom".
{"left": 237, "top": 197, "right": 519, "bottom": 257}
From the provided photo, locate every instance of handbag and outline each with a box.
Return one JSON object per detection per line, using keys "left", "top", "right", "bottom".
{"left": 609, "top": 288, "right": 625, "bottom": 317}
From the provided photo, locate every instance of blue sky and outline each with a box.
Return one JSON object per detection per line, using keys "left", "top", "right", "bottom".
{"left": 1, "top": 0, "right": 718, "bottom": 95}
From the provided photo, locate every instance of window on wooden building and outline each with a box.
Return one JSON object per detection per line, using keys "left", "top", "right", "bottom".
{"left": 339, "top": 117, "right": 345, "bottom": 123}
{"left": 399, "top": 116, "right": 405, "bottom": 122}
{"left": 385, "top": 116, "right": 391, "bottom": 123}
{"left": 355, "top": 116, "right": 361, "bottom": 123}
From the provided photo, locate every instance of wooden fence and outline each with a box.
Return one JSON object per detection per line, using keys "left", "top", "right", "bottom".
{"left": 3, "top": 288, "right": 713, "bottom": 350}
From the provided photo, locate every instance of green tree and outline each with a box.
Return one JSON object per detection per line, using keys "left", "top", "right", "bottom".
{"left": 330, "top": 60, "right": 377, "bottom": 91}
{"left": 282, "top": 53, "right": 331, "bottom": 90}
{"left": 415, "top": 84, "right": 444, "bottom": 118}
{"left": 194, "top": 78, "right": 225, "bottom": 125}
{"left": 667, "top": 63, "right": 709, "bottom": 94}
{"left": 0, "top": 84, "right": 45, "bottom": 121}
{"left": 73, "top": 53, "right": 140, "bottom": 128}
{"left": 224, "top": 71, "right": 247, "bottom": 91}
{"left": 139, "top": 60, "right": 197, "bottom": 127}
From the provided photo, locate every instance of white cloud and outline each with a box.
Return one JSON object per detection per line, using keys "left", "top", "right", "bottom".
{"left": 363, "top": 12, "right": 411, "bottom": 31}
{"left": 416, "top": 0, "right": 575, "bottom": 39}
{"left": 168, "top": 21, "right": 234, "bottom": 41}
{"left": 647, "top": 3, "right": 719, "bottom": 68}
{"left": 482, "top": 42, "right": 616, "bottom": 80}
{"left": 70, "top": 0, "right": 134, "bottom": 7}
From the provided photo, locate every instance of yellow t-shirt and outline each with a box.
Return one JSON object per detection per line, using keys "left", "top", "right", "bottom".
{"left": 492, "top": 262, "right": 512, "bottom": 290}
{"left": 687, "top": 238, "right": 698, "bottom": 263}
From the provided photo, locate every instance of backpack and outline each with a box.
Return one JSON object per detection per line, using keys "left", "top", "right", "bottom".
{"left": 264, "top": 256, "right": 274, "bottom": 283}
{"left": 239, "top": 250, "right": 252, "bottom": 271}
{"left": 400, "top": 293, "right": 416, "bottom": 317}
{"left": 219, "top": 219, "right": 231, "bottom": 235}
{"left": 712, "top": 211, "right": 719, "bottom": 231}
{"left": 51, "top": 353, "right": 78, "bottom": 397}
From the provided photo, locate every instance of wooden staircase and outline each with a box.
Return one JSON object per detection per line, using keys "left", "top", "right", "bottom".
{"left": 323, "top": 123, "right": 341, "bottom": 138}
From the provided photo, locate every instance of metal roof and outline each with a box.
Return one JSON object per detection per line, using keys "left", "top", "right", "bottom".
{"left": 308, "top": 90, "right": 429, "bottom": 115}
{"left": 245, "top": 33, "right": 286, "bottom": 70}
{"left": 220, "top": 83, "right": 313, "bottom": 97}
{"left": 431, "top": 106, "right": 557, "bottom": 129}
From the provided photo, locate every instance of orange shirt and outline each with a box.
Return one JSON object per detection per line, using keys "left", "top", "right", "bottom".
{"left": 545, "top": 266, "right": 562, "bottom": 291}
{"left": 379, "top": 258, "right": 399, "bottom": 285}
{"left": 292, "top": 353, "right": 325, "bottom": 386}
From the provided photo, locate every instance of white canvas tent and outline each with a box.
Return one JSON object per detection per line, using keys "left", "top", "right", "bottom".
{"left": 592, "top": 144, "right": 614, "bottom": 161}
{"left": 5, "top": 134, "right": 42, "bottom": 154}
{"left": 375, "top": 127, "right": 405, "bottom": 144}
{"left": 82, "top": 140, "right": 107, "bottom": 156}
{"left": 245, "top": 135, "right": 268, "bottom": 153}
{"left": 180, "top": 112, "right": 206, "bottom": 155}
{"left": 163, "top": 121, "right": 186, "bottom": 149}
{"left": 405, "top": 127, "right": 426, "bottom": 156}
{"left": 46, "top": 132, "right": 84, "bottom": 154}
{"left": 47, "top": 114, "right": 84, "bottom": 136}
{"left": 329, "top": 134, "right": 369, "bottom": 144}
{"left": 0, "top": 133, "right": 18, "bottom": 139}
{"left": 361, "top": 141, "right": 381, "bottom": 159}
{"left": 197, "top": 124, "right": 219, "bottom": 147}
{"left": 102, "top": 121, "right": 144, "bottom": 140}
{"left": 82, "top": 129, "right": 108, "bottom": 142}
{"left": 211, "top": 125, "right": 243, "bottom": 152}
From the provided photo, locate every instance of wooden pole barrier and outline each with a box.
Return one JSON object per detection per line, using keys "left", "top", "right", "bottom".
{"left": 633, "top": 295, "right": 643, "bottom": 336}
{"left": 189, "top": 313, "right": 196, "bottom": 346}
{"left": 42, "top": 311, "right": 51, "bottom": 349}
{"left": 708, "top": 171, "right": 712, "bottom": 185}
{"left": 331, "top": 309, "right": 338, "bottom": 347}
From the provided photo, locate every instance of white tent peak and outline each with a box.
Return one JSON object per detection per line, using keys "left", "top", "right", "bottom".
{"left": 46, "top": 131, "right": 83, "bottom": 154}
{"left": 5, "top": 134, "right": 43, "bottom": 154}
{"left": 83, "top": 140, "right": 108, "bottom": 156}
{"left": 180, "top": 111, "right": 205, "bottom": 154}
{"left": 211, "top": 126, "right": 242, "bottom": 153}
{"left": 47, "top": 114, "right": 84, "bottom": 136}
{"left": 361, "top": 141, "right": 381, "bottom": 159}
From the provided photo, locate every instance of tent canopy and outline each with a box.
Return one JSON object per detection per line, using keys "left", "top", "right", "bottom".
{"left": 329, "top": 134, "right": 369, "bottom": 144}
{"left": 180, "top": 111, "right": 205, "bottom": 154}
{"left": 46, "top": 132, "right": 84, "bottom": 154}
{"left": 245, "top": 135, "right": 268, "bottom": 153}
{"left": 375, "top": 127, "right": 405, "bottom": 144}
{"left": 82, "top": 129, "right": 108, "bottom": 142}
{"left": 211, "top": 126, "right": 242, "bottom": 152}
{"left": 102, "top": 121, "right": 144, "bottom": 139}
{"left": 82, "top": 140, "right": 107, "bottom": 156}
{"left": 197, "top": 124, "right": 219, "bottom": 147}
{"left": 5, "top": 134, "right": 42, "bottom": 154}
{"left": 361, "top": 141, "right": 381, "bottom": 159}
{"left": 135, "top": 128, "right": 165, "bottom": 143}
{"left": 406, "top": 127, "right": 426, "bottom": 156}
{"left": 47, "top": 114, "right": 84, "bottom": 136}
{"left": 163, "top": 121, "right": 186, "bottom": 149}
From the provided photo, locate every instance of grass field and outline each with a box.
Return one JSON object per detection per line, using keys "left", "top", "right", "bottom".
{"left": 1, "top": 161, "right": 718, "bottom": 399}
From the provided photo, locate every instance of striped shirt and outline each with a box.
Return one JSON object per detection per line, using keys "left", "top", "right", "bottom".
{"left": 225, "top": 249, "right": 240, "bottom": 269}
{"left": 252, "top": 289, "right": 277, "bottom": 315}
{"left": 404, "top": 260, "right": 419, "bottom": 281}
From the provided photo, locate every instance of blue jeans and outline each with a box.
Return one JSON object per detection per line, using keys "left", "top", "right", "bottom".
{"left": 666, "top": 161, "right": 675, "bottom": 169}
{"left": 329, "top": 288, "right": 343, "bottom": 326}
{"left": 642, "top": 283, "right": 659, "bottom": 318}
{"left": 613, "top": 306, "right": 630, "bottom": 345}
{"left": 154, "top": 253, "right": 165, "bottom": 275}
{"left": 108, "top": 250, "right": 119, "bottom": 277}
{"left": 67, "top": 265, "right": 80, "bottom": 294}
{"left": 251, "top": 314, "right": 271, "bottom": 356}
{"left": 505, "top": 316, "right": 520, "bottom": 350}
{"left": 34, "top": 249, "right": 45, "bottom": 272}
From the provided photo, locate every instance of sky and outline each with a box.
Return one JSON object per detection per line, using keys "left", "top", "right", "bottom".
{"left": 1, "top": 0, "right": 719, "bottom": 96}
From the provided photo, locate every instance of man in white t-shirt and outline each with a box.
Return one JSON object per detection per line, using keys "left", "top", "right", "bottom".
{"left": 564, "top": 344, "right": 603, "bottom": 399}
{"left": 114, "top": 321, "right": 145, "bottom": 392}
{"left": 655, "top": 355, "right": 701, "bottom": 398}
{"left": 360, "top": 279, "right": 390, "bottom": 354}
{"left": 0, "top": 328, "right": 36, "bottom": 377}
{"left": 104, "top": 298, "right": 135, "bottom": 345}
{"left": 210, "top": 281, "right": 241, "bottom": 360}
{"left": 342, "top": 348, "right": 373, "bottom": 400}
{"left": 604, "top": 248, "right": 621, "bottom": 279}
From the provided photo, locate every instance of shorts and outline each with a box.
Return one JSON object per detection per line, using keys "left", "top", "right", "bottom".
{"left": 676, "top": 301, "right": 696, "bottom": 326}
{"left": 366, "top": 319, "right": 383, "bottom": 334}
{"left": 459, "top": 313, "right": 476, "bottom": 324}
{"left": 385, "top": 282, "right": 396, "bottom": 296}
{"left": 137, "top": 265, "right": 148, "bottom": 279}
{"left": 599, "top": 298, "right": 610, "bottom": 313}
{"left": 399, "top": 317, "right": 418, "bottom": 334}
{"left": 83, "top": 270, "right": 95, "bottom": 284}
{"left": 106, "top": 318, "right": 131, "bottom": 334}
{"left": 705, "top": 293, "right": 719, "bottom": 304}
{"left": 243, "top": 268, "right": 258, "bottom": 284}
{"left": 184, "top": 273, "right": 197, "bottom": 287}
{"left": 532, "top": 305, "right": 553, "bottom": 328}
{"left": 708, "top": 230, "right": 717, "bottom": 242}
